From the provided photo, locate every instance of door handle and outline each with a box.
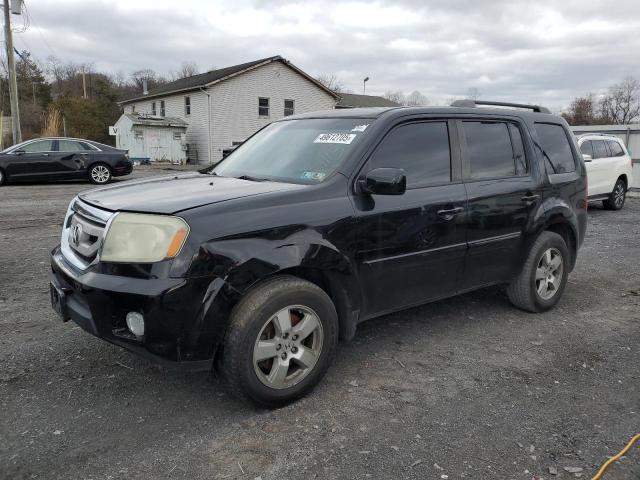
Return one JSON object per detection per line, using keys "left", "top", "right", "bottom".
{"left": 43, "top": 153, "right": 50, "bottom": 156}
{"left": 437, "top": 207, "right": 464, "bottom": 218}
{"left": 521, "top": 194, "right": 539, "bottom": 204}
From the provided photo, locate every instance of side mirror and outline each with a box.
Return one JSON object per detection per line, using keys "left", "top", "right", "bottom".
{"left": 582, "top": 154, "right": 592, "bottom": 162}
{"left": 13, "top": 149, "right": 25, "bottom": 155}
{"left": 359, "top": 167, "right": 406, "bottom": 195}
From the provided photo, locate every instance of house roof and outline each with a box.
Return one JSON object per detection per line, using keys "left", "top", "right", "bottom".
{"left": 336, "top": 93, "right": 401, "bottom": 109}
{"left": 124, "top": 113, "right": 188, "bottom": 127}
{"left": 120, "top": 56, "right": 340, "bottom": 104}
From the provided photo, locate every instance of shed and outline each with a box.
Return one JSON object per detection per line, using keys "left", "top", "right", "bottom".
{"left": 114, "top": 113, "right": 189, "bottom": 164}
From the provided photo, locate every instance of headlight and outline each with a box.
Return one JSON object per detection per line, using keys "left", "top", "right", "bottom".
{"left": 101, "top": 213, "right": 189, "bottom": 263}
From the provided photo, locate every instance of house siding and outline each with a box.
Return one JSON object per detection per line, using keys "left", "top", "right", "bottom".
{"left": 208, "top": 62, "right": 336, "bottom": 163}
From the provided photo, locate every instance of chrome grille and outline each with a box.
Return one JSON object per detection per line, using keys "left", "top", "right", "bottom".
{"left": 61, "top": 197, "right": 113, "bottom": 270}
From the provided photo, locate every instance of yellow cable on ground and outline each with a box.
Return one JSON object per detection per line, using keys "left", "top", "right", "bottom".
{"left": 592, "top": 433, "right": 640, "bottom": 480}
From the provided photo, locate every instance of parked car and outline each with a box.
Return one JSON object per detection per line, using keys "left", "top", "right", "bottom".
{"left": 0, "top": 137, "right": 132, "bottom": 186}
{"left": 577, "top": 134, "right": 633, "bottom": 210}
{"left": 49, "top": 101, "right": 587, "bottom": 406}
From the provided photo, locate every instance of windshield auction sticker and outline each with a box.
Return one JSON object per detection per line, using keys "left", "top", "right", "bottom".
{"left": 313, "top": 133, "right": 357, "bottom": 144}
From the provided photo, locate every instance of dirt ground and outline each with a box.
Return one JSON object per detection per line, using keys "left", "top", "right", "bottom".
{"left": 1, "top": 170, "right": 638, "bottom": 480}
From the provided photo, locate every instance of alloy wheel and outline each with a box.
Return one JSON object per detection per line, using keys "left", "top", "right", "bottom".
{"left": 614, "top": 182, "right": 625, "bottom": 208}
{"left": 535, "top": 247, "right": 563, "bottom": 300}
{"left": 91, "top": 165, "right": 110, "bottom": 184}
{"left": 253, "top": 305, "right": 324, "bottom": 390}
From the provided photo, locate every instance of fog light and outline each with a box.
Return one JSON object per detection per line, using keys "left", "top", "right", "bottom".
{"left": 126, "top": 311, "right": 145, "bottom": 337}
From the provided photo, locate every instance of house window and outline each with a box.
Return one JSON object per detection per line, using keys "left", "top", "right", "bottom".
{"left": 151, "top": 102, "right": 156, "bottom": 116}
{"left": 258, "top": 97, "right": 269, "bottom": 117}
{"left": 284, "top": 99, "right": 294, "bottom": 116}
{"left": 185, "top": 96, "right": 191, "bottom": 116}
{"left": 173, "top": 131, "right": 182, "bottom": 141}
{"left": 134, "top": 129, "right": 143, "bottom": 139}
{"left": 160, "top": 100, "right": 165, "bottom": 117}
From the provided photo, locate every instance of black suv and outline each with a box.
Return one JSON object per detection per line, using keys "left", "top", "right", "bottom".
{"left": 50, "top": 101, "right": 587, "bottom": 406}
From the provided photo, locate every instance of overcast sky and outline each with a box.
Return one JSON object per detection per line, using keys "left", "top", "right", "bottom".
{"left": 13, "top": 0, "right": 640, "bottom": 111}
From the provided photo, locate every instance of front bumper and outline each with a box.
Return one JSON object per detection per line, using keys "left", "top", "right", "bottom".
{"left": 50, "top": 246, "right": 220, "bottom": 371}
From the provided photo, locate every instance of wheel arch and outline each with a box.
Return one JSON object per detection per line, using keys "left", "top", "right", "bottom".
{"left": 617, "top": 174, "right": 628, "bottom": 189}
{"left": 194, "top": 240, "right": 362, "bottom": 369}
{"left": 543, "top": 221, "right": 577, "bottom": 270}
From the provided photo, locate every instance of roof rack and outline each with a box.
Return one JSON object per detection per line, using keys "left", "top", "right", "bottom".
{"left": 451, "top": 99, "right": 551, "bottom": 114}
{"left": 575, "top": 132, "right": 619, "bottom": 138}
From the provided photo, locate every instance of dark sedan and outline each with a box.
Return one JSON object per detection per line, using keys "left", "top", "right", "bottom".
{"left": 0, "top": 137, "right": 132, "bottom": 186}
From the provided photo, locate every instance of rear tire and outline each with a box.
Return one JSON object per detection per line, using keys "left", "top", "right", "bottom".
{"left": 221, "top": 275, "right": 338, "bottom": 407}
{"left": 603, "top": 178, "right": 626, "bottom": 210}
{"left": 507, "top": 231, "right": 569, "bottom": 313}
{"left": 88, "top": 163, "right": 112, "bottom": 185}
{"left": 0, "top": 168, "right": 5, "bottom": 186}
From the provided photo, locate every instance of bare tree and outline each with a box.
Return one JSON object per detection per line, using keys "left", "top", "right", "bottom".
{"left": 383, "top": 90, "right": 405, "bottom": 105}
{"left": 599, "top": 77, "right": 640, "bottom": 124}
{"left": 315, "top": 73, "right": 345, "bottom": 93}
{"left": 562, "top": 93, "right": 598, "bottom": 125}
{"left": 173, "top": 61, "right": 200, "bottom": 80}
{"left": 404, "top": 90, "right": 429, "bottom": 106}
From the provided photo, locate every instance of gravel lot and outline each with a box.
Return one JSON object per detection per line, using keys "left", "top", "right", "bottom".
{"left": 1, "top": 170, "right": 639, "bottom": 480}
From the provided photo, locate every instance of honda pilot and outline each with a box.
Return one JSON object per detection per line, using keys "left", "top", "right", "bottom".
{"left": 50, "top": 101, "right": 587, "bottom": 406}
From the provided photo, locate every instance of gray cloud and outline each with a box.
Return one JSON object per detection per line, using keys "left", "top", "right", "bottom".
{"left": 15, "top": 0, "right": 640, "bottom": 111}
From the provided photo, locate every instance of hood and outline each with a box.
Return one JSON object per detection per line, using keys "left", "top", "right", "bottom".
{"left": 79, "top": 172, "right": 305, "bottom": 214}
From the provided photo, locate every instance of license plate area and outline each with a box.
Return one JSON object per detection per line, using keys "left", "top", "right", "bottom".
{"left": 50, "top": 281, "right": 70, "bottom": 322}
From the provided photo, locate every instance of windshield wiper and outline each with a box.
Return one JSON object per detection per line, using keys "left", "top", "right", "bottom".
{"left": 236, "top": 174, "right": 268, "bottom": 182}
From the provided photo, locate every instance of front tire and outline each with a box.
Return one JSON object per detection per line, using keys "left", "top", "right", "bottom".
{"left": 221, "top": 275, "right": 338, "bottom": 407}
{"left": 603, "top": 178, "right": 626, "bottom": 210}
{"left": 507, "top": 231, "right": 569, "bottom": 313}
{"left": 88, "top": 163, "right": 112, "bottom": 185}
{"left": 0, "top": 168, "right": 5, "bottom": 186}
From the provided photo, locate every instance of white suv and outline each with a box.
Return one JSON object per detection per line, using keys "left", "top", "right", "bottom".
{"left": 577, "top": 134, "right": 633, "bottom": 210}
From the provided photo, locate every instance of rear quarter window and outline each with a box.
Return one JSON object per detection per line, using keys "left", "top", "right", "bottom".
{"left": 535, "top": 123, "right": 576, "bottom": 174}
{"left": 607, "top": 140, "right": 625, "bottom": 157}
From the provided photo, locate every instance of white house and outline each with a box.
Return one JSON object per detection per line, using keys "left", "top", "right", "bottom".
{"left": 113, "top": 113, "right": 188, "bottom": 163}
{"left": 117, "top": 56, "right": 339, "bottom": 164}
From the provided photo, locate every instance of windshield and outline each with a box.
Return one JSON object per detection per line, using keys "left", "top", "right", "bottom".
{"left": 212, "top": 118, "right": 373, "bottom": 184}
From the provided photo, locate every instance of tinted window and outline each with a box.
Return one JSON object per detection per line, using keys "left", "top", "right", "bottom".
{"left": 370, "top": 122, "right": 451, "bottom": 187}
{"left": 607, "top": 140, "right": 625, "bottom": 157}
{"left": 509, "top": 123, "right": 528, "bottom": 175}
{"left": 21, "top": 140, "right": 54, "bottom": 153}
{"left": 593, "top": 140, "right": 608, "bottom": 159}
{"left": 535, "top": 123, "right": 576, "bottom": 173}
{"left": 580, "top": 140, "right": 593, "bottom": 157}
{"left": 463, "top": 121, "right": 515, "bottom": 179}
{"left": 58, "top": 140, "right": 86, "bottom": 152}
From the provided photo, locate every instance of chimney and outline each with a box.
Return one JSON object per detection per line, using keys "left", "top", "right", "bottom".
{"left": 142, "top": 79, "right": 148, "bottom": 95}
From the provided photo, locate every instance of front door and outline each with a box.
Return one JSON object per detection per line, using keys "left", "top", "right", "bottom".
{"left": 5, "top": 139, "right": 57, "bottom": 179}
{"left": 457, "top": 119, "right": 542, "bottom": 290}
{"left": 353, "top": 120, "right": 467, "bottom": 318}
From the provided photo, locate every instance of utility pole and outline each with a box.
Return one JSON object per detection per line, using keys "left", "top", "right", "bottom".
{"left": 3, "top": 0, "right": 21, "bottom": 144}
{"left": 82, "top": 71, "right": 87, "bottom": 99}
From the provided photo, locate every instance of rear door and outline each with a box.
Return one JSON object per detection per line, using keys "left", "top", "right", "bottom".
{"left": 353, "top": 119, "right": 467, "bottom": 317}
{"left": 458, "top": 118, "right": 541, "bottom": 290}
{"left": 54, "top": 139, "right": 94, "bottom": 178}
{"left": 588, "top": 139, "right": 612, "bottom": 195}
{"left": 5, "top": 139, "right": 56, "bottom": 179}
